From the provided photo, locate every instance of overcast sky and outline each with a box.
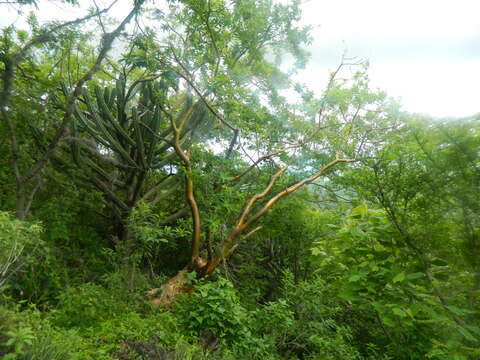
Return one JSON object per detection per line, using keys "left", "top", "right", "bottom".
{"left": 1, "top": 0, "right": 479, "bottom": 118}
{"left": 298, "top": 0, "right": 480, "bottom": 118}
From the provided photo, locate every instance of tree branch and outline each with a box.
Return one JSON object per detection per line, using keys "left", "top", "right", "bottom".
{"left": 244, "top": 155, "right": 357, "bottom": 228}
{"left": 23, "top": 1, "right": 142, "bottom": 183}
{"left": 229, "top": 145, "right": 300, "bottom": 182}
{"left": 169, "top": 101, "right": 203, "bottom": 267}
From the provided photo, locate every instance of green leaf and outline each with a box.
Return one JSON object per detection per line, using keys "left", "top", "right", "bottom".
{"left": 431, "top": 258, "right": 449, "bottom": 266}
{"left": 392, "top": 272, "right": 405, "bottom": 283}
{"left": 373, "top": 243, "right": 386, "bottom": 252}
{"left": 382, "top": 316, "right": 396, "bottom": 327}
{"left": 392, "top": 308, "right": 407, "bottom": 317}
{"left": 406, "top": 272, "right": 424, "bottom": 280}
{"left": 351, "top": 203, "right": 368, "bottom": 217}
{"left": 339, "top": 289, "right": 356, "bottom": 301}
{"left": 3, "top": 353, "right": 17, "bottom": 360}
{"left": 456, "top": 325, "right": 477, "bottom": 342}
{"left": 405, "top": 308, "right": 414, "bottom": 318}
{"left": 446, "top": 305, "right": 476, "bottom": 316}
{"left": 350, "top": 227, "right": 365, "bottom": 238}
{"left": 348, "top": 274, "right": 361, "bottom": 282}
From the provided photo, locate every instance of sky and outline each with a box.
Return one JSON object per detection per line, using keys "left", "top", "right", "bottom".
{"left": 298, "top": 0, "right": 480, "bottom": 118}
{"left": 1, "top": 0, "right": 479, "bottom": 118}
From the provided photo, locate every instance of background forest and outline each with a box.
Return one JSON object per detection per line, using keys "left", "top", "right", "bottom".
{"left": 0, "top": 0, "right": 479, "bottom": 359}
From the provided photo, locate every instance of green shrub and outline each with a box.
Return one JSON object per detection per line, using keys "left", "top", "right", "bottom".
{"left": 0, "top": 305, "right": 71, "bottom": 360}
{"left": 0, "top": 212, "right": 43, "bottom": 290}
{"left": 52, "top": 283, "right": 123, "bottom": 329}
{"left": 174, "top": 277, "right": 251, "bottom": 347}
{"left": 252, "top": 272, "right": 363, "bottom": 360}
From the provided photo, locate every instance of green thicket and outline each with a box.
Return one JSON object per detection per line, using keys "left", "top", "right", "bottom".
{"left": 0, "top": 1, "right": 479, "bottom": 359}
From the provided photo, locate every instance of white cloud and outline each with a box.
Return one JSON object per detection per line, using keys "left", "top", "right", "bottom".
{"left": 369, "top": 60, "right": 480, "bottom": 117}
{"left": 299, "top": 0, "right": 480, "bottom": 117}
{"left": 302, "top": 0, "right": 480, "bottom": 38}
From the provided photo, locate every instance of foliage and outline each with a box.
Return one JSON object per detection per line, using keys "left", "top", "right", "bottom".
{"left": 10, "top": 182, "right": 110, "bottom": 303}
{"left": 52, "top": 283, "right": 124, "bottom": 329}
{"left": 0, "top": 212, "right": 42, "bottom": 289}
{"left": 253, "top": 272, "right": 363, "bottom": 360}
{"left": 0, "top": 1, "right": 479, "bottom": 359}
{"left": 174, "top": 277, "right": 251, "bottom": 347}
{"left": 311, "top": 203, "right": 480, "bottom": 359}
{"left": 127, "top": 201, "right": 192, "bottom": 272}
{"left": 231, "top": 194, "right": 330, "bottom": 304}
{"left": 0, "top": 304, "right": 70, "bottom": 360}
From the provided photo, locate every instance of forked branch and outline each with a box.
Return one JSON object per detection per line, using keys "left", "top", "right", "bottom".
{"left": 207, "top": 153, "right": 357, "bottom": 271}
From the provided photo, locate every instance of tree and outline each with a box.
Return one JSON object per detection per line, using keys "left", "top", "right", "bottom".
{"left": 6, "top": 0, "right": 305, "bottom": 275}
{"left": 0, "top": 0, "right": 143, "bottom": 219}
{"left": 53, "top": 11, "right": 392, "bottom": 304}
{"left": 142, "top": 62, "right": 393, "bottom": 306}
{"left": 335, "top": 114, "right": 480, "bottom": 355}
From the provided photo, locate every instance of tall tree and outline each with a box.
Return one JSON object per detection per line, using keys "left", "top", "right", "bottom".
{"left": 0, "top": 0, "right": 143, "bottom": 219}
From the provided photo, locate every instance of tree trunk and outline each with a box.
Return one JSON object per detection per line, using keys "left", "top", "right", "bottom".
{"left": 15, "top": 183, "right": 27, "bottom": 221}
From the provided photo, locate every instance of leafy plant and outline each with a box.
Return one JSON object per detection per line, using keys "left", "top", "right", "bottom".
{"left": 174, "top": 277, "right": 251, "bottom": 347}
{"left": 0, "top": 305, "right": 70, "bottom": 360}
{"left": 52, "top": 283, "right": 124, "bottom": 329}
{"left": 311, "top": 204, "right": 480, "bottom": 358}
{"left": 0, "top": 212, "right": 43, "bottom": 289}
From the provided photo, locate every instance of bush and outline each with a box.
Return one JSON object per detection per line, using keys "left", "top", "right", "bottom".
{"left": 0, "top": 305, "right": 70, "bottom": 360}
{"left": 252, "top": 272, "right": 363, "bottom": 360}
{"left": 52, "top": 283, "right": 124, "bottom": 329}
{"left": 174, "top": 277, "right": 251, "bottom": 348}
{"left": 0, "top": 212, "right": 43, "bottom": 290}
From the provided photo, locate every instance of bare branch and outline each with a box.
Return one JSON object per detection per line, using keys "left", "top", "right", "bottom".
{"left": 242, "top": 226, "right": 262, "bottom": 241}
{"left": 249, "top": 155, "right": 357, "bottom": 226}
{"left": 317, "top": 54, "right": 362, "bottom": 125}
{"left": 225, "top": 128, "right": 239, "bottom": 159}
{"left": 236, "top": 165, "right": 289, "bottom": 228}
{"left": 160, "top": 207, "right": 190, "bottom": 225}
{"left": 229, "top": 145, "right": 300, "bottom": 183}
{"left": 169, "top": 49, "right": 239, "bottom": 133}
